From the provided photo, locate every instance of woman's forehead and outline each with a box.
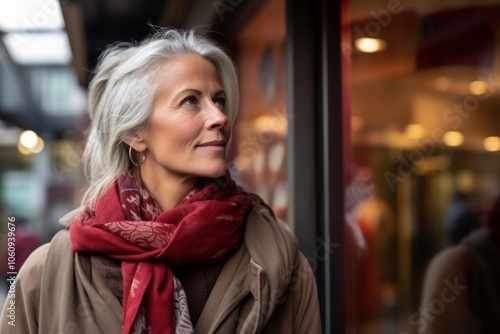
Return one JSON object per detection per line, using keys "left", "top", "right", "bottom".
{"left": 152, "top": 55, "right": 225, "bottom": 104}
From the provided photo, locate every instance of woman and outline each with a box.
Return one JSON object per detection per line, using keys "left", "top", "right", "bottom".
{"left": 0, "top": 28, "right": 321, "bottom": 333}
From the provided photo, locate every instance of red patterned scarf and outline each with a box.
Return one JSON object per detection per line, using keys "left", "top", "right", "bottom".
{"left": 69, "top": 172, "right": 253, "bottom": 334}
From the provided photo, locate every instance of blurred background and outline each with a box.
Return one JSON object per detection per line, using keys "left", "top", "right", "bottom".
{"left": 0, "top": 0, "right": 499, "bottom": 333}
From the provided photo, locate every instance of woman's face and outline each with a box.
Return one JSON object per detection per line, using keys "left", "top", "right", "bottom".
{"left": 136, "top": 54, "right": 231, "bottom": 182}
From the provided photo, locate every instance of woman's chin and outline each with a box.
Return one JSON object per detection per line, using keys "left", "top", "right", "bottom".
{"left": 206, "top": 169, "right": 228, "bottom": 179}
{"left": 202, "top": 164, "right": 228, "bottom": 179}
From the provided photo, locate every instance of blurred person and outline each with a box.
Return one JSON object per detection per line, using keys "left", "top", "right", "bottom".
{"left": 444, "top": 192, "right": 481, "bottom": 245}
{"left": 419, "top": 194, "right": 500, "bottom": 333}
{"left": 0, "top": 28, "right": 321, "bottom": 333}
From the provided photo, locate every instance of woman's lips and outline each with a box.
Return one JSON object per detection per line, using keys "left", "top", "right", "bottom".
{"left": 197, "top": 140, "right": 226, "bottom": 151}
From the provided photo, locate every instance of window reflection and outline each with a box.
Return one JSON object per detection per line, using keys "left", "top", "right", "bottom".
{"left": 229, "top": 0, "right": 288, "bottom": 222}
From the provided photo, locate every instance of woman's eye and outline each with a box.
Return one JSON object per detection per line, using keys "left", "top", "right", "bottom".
{"left": 214, "top": 97, "right": 226, "bottom": 109}
{"left": 181, "top": 96, "right": 198, "bottom": 106}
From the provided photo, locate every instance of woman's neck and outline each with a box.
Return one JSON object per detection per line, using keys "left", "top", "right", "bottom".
{"left": 139, "top": 169, "right": 199, "bottom": 212}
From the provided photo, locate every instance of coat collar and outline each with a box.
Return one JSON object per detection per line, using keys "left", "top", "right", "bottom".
{"left": 59, "top": 207, "right": 81, "bottom": 228}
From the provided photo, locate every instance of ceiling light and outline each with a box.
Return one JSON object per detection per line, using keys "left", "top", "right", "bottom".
{"left": 443, "top": 131, "right": 464, "bottom": 147}
{"left": 3, "top": 31, "right": 72, "bottom": 65}
{"left": 483, "top": 136, "right": 500, "bottom": 152}
{"left": 0, "top": 0, "right": 64, "bottom": 31}
{"left": 18, "top": 130, "right": 44, "bottom": 154}
{"left": 469, "top": 81, "right": 487, "bottom": 95}
{"left": 354, "top": 38, "right": 387, "bottom": 53}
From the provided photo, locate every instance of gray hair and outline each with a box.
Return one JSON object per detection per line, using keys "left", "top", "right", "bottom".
{"left": 81, "top": 28, "right": 239, "bottom": 210}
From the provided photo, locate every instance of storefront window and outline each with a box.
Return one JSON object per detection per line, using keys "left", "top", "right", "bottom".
{"left": 349, "top": 1, "right": 500, "bottom": 332}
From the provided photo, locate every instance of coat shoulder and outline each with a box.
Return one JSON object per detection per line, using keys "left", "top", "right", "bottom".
{"left": 245, "top": 195, "right": 298, "bottom": 251}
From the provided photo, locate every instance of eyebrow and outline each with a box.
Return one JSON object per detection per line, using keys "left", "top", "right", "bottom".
{"left": 173, "top": 88, "right": 226, "bottom": 101}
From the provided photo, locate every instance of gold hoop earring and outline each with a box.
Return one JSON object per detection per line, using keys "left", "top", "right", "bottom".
{"left": 128, "top": 146, "right": 145, "bottom": 167}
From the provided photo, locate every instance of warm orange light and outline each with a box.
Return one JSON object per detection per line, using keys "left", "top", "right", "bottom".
{"left": 484, "top": 136, "right": 500, "bottom": 152}
{"left": 469, "top": 81, "right": 487, "bottom": 95}
{"left": 354, "top": 38, "right": 387, "bottom": 53}
{"left": 443, "top": 131, "right": 464, "bottom": 147}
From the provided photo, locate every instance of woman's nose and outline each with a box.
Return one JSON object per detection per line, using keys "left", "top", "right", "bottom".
{"left": 206, "top": 101, "right": 229, "bottom": 130}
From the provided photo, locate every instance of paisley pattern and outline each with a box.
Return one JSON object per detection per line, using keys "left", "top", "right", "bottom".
{"left": 104, "top": 221, "right": 174, "bottom": 250}
{"left": 173, "top": 277, "right": 194, "bottom": 334}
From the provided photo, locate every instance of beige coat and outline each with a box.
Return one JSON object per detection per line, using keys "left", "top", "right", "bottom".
{"left": 0, "top": 204, "right": 321, "bottom": 333}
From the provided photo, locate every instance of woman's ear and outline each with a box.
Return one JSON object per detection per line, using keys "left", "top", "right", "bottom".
{"left": 124, "top": 135, "right": 147, "bottom": 152}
